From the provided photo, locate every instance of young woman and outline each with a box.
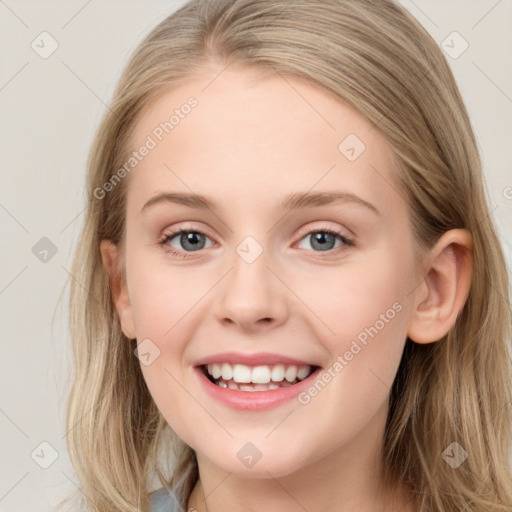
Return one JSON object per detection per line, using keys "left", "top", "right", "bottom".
{"left": 59, "top": 1, "right": 512, "bottom": 511}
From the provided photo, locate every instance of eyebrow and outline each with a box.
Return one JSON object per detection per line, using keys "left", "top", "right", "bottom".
{"left": 140, "top": 191, "right": 380, "bottom": 216}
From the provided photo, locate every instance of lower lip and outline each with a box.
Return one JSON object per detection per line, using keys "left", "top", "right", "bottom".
{"left": 195, "top": 366, "right": 322, "bottom": 411}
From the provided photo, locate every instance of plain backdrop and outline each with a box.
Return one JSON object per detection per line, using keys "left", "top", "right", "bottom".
{"left": 1, "top": 1, "right": 511, "bottom": 510}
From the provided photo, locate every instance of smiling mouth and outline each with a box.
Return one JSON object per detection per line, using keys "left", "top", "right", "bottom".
{"left": 201, "top": 362, "right": 320, "bottom": 392}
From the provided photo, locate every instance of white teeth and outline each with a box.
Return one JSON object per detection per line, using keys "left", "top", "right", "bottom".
{"left": 232, "top": 364, "right": 252, "bottom": 383}
{"left": 205, "top": 362, "right": 313, "bottom": 385}
{"left": 271, "top": 364, "right": 285, "bottom": 382}
{"left": 285, "top": 366, "right": 298, "bottom": 382}
{"left": 297, "top": 366, "right": 310, "bottom": 380}
{"left": 220, "top": 381, "right": 289, "bottom": 392}
{"left": 221, "top": 363, "right": 233, "bottom": 381}
{"left": 239, "top": 384, "right": 258, "bottom": 392}
{"left": 208, "top": 363, "right": 222, "bottom": 379}
{"left": 255, "top": 383, "right": 277, "bottom": 391}
{"left": 251, "top": 365, "right": 271, "bottom": 384}
{"left": 227, "top": 380, "right": 239, "bottom": 390}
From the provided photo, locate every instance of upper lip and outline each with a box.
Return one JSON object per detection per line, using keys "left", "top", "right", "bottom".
{"left": 194, "top": 352, "right": 320, "bottom": 367}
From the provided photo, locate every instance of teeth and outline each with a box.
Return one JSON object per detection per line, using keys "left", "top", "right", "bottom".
{"left": 285, "top": 366, "right": 297, "bottom": 382}
{"left": 208, "top": 363, "right": 222, "bottom": 379}
{"left": 217, "top": 379, "right": 294, "bottom": 391}
{"left": 297, "top": 366, "right": 310, "bottom": 380}
{"left": 271, "top": 364, "right": 285, "bottom": 382}
{"left": 233, "top": 364, "right": 252, "bottom": 383}
{"left": 227, "top": 380, "right": 239, "bottom": 390}
{"left": 221, "top": 363, "right": 233, "bottom": 381}
{"left": 251, "top": 365, "right": 271, "bottom": 384}
{"left": 205, "top": 363, "right": 313, "bottom": 384}
{"left": 239, "top": 384, "right": 258, "bottom": 392}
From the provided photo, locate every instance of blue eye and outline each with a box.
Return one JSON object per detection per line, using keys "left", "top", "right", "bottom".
{"left": 159, "top": 230, "right": 215, "bottom": 258}
{"left": 296, "top": 228, "right": 353, "bottom": 252}
{"left": 158, "top": 227, "right": 354, "bottom": 259}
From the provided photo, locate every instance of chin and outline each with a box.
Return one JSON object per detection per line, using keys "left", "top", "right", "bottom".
{"left": 199, "top": 443, "right": 309, "bottom": 479}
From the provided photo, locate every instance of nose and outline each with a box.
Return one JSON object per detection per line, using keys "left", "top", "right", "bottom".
{"left": 214, "top": 244, "right": 289, "bottom": 332}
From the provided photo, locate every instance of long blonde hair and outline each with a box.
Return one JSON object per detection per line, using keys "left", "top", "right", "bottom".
{"left": 58, "top": 0, "right": 512, "bottom": 510}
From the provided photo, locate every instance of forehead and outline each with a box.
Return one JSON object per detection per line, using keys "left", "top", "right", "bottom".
{"left": 124, "top": 63, "right": 401, "bottom": 217}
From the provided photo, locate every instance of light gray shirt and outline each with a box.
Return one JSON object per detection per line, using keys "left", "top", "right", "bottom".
{"left": 149, "top": 488, "right": 185, "bottom": 512}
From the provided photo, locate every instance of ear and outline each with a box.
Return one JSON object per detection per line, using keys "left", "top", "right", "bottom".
{"left": 99, "top": 240, "right": 136, "bottom": 339}
{"left": 407, "top": 229, "right": 473, "bottom": 344}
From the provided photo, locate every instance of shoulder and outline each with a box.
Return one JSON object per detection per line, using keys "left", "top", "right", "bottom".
{"left": 149, "top": 488, "right": 185, "bottom": 512}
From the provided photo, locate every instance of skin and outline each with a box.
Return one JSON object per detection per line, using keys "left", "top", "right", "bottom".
{"left": 100, "top": 62, "right": 473, "bottom": 512}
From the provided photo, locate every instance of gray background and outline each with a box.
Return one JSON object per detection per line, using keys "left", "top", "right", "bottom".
{"left": 1, "top": 1, "right": 511, "bottom": 510}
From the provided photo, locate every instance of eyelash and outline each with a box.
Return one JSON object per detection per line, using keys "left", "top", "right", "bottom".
{"left": 157, "top": 224, "right": 355, "bottom": 260}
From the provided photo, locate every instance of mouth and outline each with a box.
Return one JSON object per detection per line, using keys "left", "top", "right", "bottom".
{"left": 200, "top": 362, "right": 320, "bottom": 392}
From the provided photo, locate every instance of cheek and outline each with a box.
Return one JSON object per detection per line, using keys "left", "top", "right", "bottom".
{"left": 126, "top": 257, "right": 212, "bottom": 409}
{"left": 295, "top": 280, "right": 408, "bottom": 453}
{"left": 297, "top": 251, "right": 411, "bottom": 395}
{"left": 291, "top": 255, "right": 410, "bottom": 342}
{"left": 126, "top": 253, "right": 205, "bottom": 339}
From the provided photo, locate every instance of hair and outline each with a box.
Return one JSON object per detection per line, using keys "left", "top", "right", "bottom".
{"left": 57, "top": 0, "right": 512, "bottom": 511}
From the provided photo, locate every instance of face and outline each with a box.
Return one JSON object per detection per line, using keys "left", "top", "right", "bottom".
{"left": 107, "top": 63, "right": 422, "bottom": 478}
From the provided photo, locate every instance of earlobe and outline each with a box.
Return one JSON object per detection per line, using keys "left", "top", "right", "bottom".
{"left": 407, "top": 229, "right": 473, "bottom": 344}
{"left": 99, "top": 240, "right": 136, "bottom": 339}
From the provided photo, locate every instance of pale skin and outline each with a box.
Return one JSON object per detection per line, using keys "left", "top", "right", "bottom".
{"left": 100, "top": 62, "right": 473, "bottom": 512}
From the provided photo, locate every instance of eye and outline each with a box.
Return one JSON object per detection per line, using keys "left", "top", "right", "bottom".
{"left": 295, "top": 227, "right": 354, "bottom": 254}
{"left": 158, "top": 225, "right": 354, "bottom": 259}
{"left": 158, "top": 229, "right": 215, "bottom": 258}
